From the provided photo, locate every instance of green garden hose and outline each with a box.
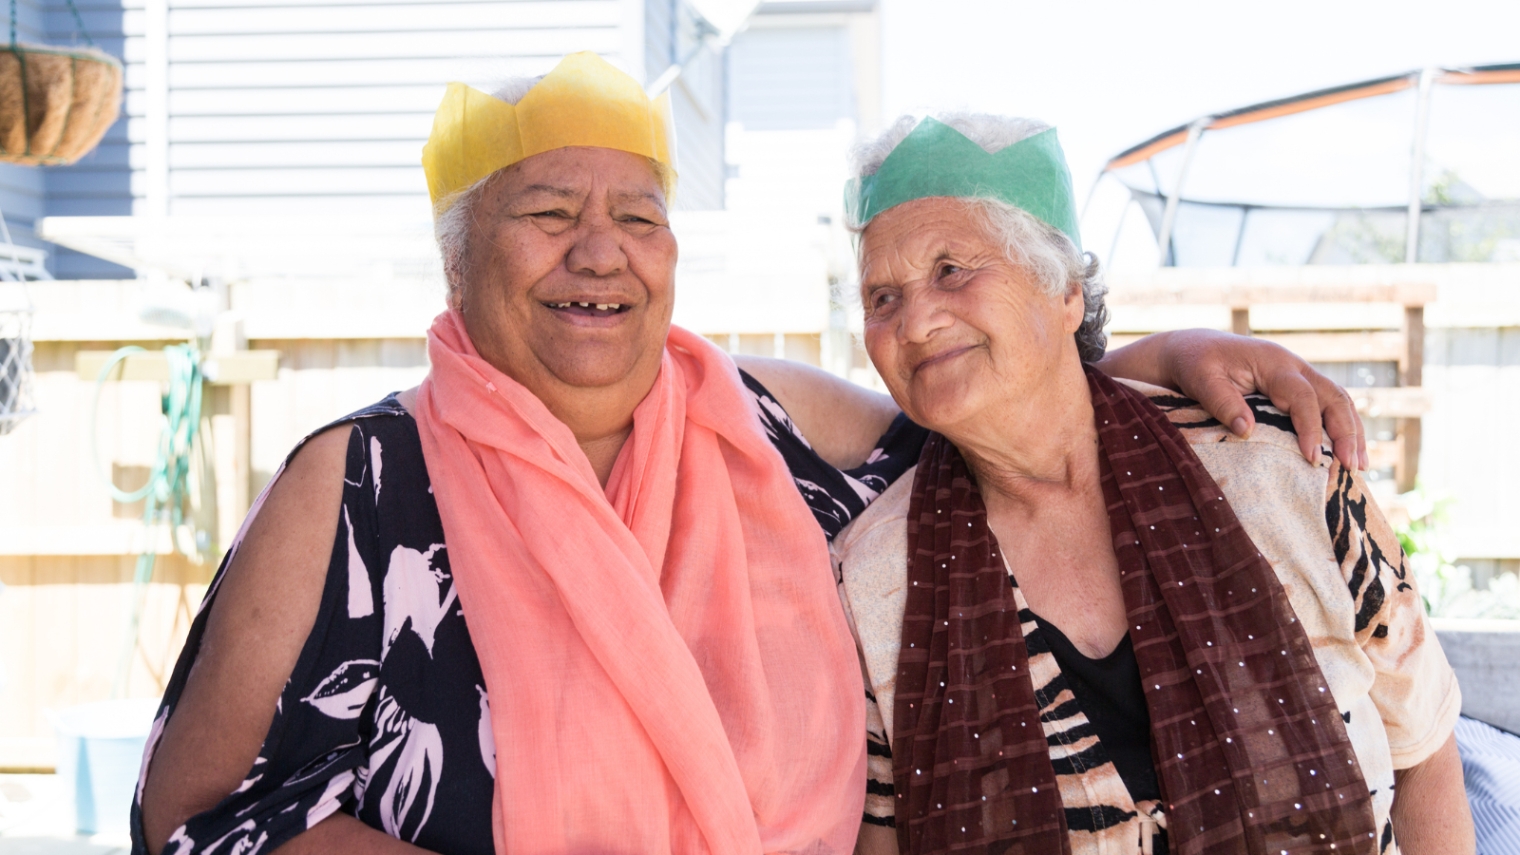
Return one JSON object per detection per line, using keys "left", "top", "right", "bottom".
{"left": 89, "top": 343, "right": 203, "bottom": 697}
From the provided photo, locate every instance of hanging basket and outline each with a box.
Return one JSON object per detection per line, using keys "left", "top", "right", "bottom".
{"left": 0, "top": 43, "right": 121, "bottom": 166}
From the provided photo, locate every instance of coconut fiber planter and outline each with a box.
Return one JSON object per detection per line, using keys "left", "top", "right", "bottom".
{"left": 0, "top": 43, "right": 121, "bottom": 166}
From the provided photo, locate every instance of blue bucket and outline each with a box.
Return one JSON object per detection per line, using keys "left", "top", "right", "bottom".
{"left": 49, "top": 698, "right": 161, "bottom": 836}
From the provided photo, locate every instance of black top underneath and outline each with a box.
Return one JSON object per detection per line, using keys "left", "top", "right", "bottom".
{"left": 131, "top": 377, "right": 929, "bottom": 855}
{"left": 1034, "top": 614, "right": 1169, "bottom": 854}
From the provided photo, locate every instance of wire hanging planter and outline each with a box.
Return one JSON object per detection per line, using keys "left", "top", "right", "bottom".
{"left": 0, "top": 0, "right": 121, "bottom": 435}
{"left": 0, "top": 0, "right": 121, "bottom": 166}
{"left": 0, "top": 275, "right": 32, "bottom": 435}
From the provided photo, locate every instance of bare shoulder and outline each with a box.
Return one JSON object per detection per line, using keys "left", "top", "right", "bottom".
{"left": 207, "top": 425, "right": 350, "bottom": 643}
{"left": 395, "top": 385, "right": 418, "bottom": 413}
{"left": 140, "top": 425, "right": 352, "bottom": 853}
{"left": 733, "top": 355, "right": 900, "bottom": 470}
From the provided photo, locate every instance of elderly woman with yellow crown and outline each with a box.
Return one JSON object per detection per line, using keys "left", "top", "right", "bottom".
{"left": 133, "top": 55, "right": 1370, "bottom": 855}
{"left": 832, "top": 114, "right": 1473, "bottom": 855}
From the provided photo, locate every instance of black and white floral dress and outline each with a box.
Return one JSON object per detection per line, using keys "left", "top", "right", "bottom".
{"left": 130, "top": 373, "right": 928, "bottom": 855}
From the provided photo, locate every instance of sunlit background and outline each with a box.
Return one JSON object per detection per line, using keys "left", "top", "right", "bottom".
{"left": 1, "top": 0, "right": 1518, "bottom": 847}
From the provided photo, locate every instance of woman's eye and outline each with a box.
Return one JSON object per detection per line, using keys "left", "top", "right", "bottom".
{"left": 532, "top": 210, "right": 570, "bottom": 219}
{"left": 872, "top": 291, "right": 898, "bottom": 309}
{"left": 939, "top": 264, "right": 963, "bottom": 279}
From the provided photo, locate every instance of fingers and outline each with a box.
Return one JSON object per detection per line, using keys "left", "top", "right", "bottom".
{"left": 1263, "top": 371, "right": 1325, "bottom": 466}
{"left": 1189, "top": 373, "right": 1256, "bottom": 440}
{"left": 1306, "top": 370, "right": 1367, "bottom": 471}
{"left": 1179, "top": 332, "right": 1368, "bottom": 469}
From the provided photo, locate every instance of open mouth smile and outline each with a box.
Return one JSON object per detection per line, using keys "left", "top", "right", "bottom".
{"left": 543, "top": 301, "right": 633, "bottom": 318}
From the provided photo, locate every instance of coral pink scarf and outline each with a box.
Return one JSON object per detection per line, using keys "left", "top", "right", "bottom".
{"left": 414, "top": 310, "right": 865, "bottom": 855}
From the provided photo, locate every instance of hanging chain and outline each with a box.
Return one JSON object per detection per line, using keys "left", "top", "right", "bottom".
{"left": 3, "top": 0, "right": 94, "bottom": 48}
{"left": 65, "top": 0, "right": 94, "bottom": 48}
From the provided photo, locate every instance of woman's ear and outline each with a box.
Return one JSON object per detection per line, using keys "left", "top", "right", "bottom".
{"left": 1062, "top": 278, "right": 1085, "bottom": 334}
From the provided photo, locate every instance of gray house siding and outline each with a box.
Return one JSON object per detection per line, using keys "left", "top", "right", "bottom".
{"left": 4, "top": 0, "right": 728, "bottom": 276}
{"left": 0, "top": 0, "right": 114, "bottom": 276}
{"left": 644, "top": 0, "right": 722, "bottom": 210}
{"left": 156, "top": 0, "right": 623, "bottom": 221}
{"left": 644, "top": 0, "right": 671, "bottom": 84}
{"left": 727, "top": 24, "right": 852, "bottom": 131}
{"left": 669, "top": 47, "right": 722, "bottom": 209}
{"left": 0, "top": 0, "right": 48, "bottom": 225}
{"left": 45, "top": 0, "right": 132, "bottom": 277}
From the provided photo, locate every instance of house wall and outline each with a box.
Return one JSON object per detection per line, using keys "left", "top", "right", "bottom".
{"left": 0, "top": 0, "right": 738, "bottom": 765}
{"left": 9, "top": 0, "right": 731, "bottom": 282}
{"left": 727, "top": 24, "right": 854, "bottom": 131}
{"left": 0, "top": 0, "right": 134, "bottom": 279}
{"left": 0, "top": 1, "right": 47, "bottom": 257}
{"left": 644, "top": 0, "right": 724, "bottom": 210}
{"left": 146, "top": 0, "right": 625, "bottom": 221}
{"left": 718, "top": 3, "right": 881, "bottom": 379}
{"left": 44, "top": 0, "right": 133, "bottom": 278}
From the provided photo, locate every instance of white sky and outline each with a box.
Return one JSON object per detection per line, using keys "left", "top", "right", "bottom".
{"left": 878, "top": 0, "right": 1520, "bottom": 200}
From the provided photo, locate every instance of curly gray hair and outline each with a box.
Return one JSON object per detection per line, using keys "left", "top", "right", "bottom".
{"left": 432, "top": 75, "right": 673, "bottom": 308}
{"left": 849, "top": 113, "right": 1109, "bottom": 363}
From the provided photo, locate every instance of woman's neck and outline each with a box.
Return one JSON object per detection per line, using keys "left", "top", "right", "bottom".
{"left": 950, "top": 364, "right": 1100, "bottom": 512}
{"left": 399, "top": 382, "right": 641, "bottom": 489}
{"left": 546, "top": 388, "right": 644, "bottom": 488}
{"left": 577, "top": 423, "right": 635, "bottom": 488}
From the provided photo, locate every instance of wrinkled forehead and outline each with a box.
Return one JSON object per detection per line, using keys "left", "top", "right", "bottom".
{"left": 858, "top": 197, "right": 1000, "bottom": 279}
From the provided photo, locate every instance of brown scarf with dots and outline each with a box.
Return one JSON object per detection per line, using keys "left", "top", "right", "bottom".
{"left": 893, "top": 366, "right": 1379, "bottom": 855}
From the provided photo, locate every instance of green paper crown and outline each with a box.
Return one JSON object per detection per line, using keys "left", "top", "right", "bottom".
{"left": 845, "top": 118, "right": 1082, "bottom": 251}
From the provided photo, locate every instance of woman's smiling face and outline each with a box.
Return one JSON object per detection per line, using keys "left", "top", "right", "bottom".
{"left": 858, "top": 197, "right": 1085, "bottom": 436}
{"left": 458, "top": 145, "right": 677, "bottom": 399}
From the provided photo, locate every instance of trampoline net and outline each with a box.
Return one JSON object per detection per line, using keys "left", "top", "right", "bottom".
{"left": 1102, "top": 71, "right": 1520, "bottom": 267}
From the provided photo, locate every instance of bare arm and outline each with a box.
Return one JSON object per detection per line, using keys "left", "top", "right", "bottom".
{"left": 1390, "top": 732, "right": 1474, "bottom": 855}
{"left": 139, "top": 427, "right": 428, "bottom": 855}
{"left": 854, "top": 823, "right": 899, "bottom": 855}
{"left": 740, "top": 329, "right": 1365, "bottom": 474}
{"left": 274, "top": 813, "right": 425, "bottom": 854}
{"left": 1097, "top": 329, "right": 1367, "bottom": 470}
{"left": 733, "top": 355, "right": 900, "bottom": 470}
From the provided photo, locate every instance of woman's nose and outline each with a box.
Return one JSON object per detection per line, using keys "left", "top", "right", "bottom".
{"left": 566, "top": 217, "right": 628, "bottom": 277}
{"left": 898, "top": 289, "right": 952, "bottom": 343}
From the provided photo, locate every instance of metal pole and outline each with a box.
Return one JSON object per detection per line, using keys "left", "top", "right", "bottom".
{"left": 1155, "top": 118, "right": 1210, "bottom": 267}
{"left": 1078, "top": 169, "right": 1104, "bottom": 222}
{"left": 1106, "top": 197, "right": 1132, "bottom": 270}
{"left": 1405, "top": 68, "right": 1437, "bottom": 264}
{"left": 645, "top": 0, "right": 764, "bottom": 98}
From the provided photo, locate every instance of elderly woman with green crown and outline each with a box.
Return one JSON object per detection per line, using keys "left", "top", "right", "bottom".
{"left": 833, "top": 114, "right": 1474, "bottom": 855}
{"left": 132, "top": 54, "right": 1371, "bottom": 855}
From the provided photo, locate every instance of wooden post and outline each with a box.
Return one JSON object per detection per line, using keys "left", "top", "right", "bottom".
{"left": 210, "top": 314, "right": 252, "bottom": 553}
{"left": 1231, "top": 307, "right": 1251, "bottom": 336}
{"left": 1397, "top": 305, "right": 1425, "bottom": 492}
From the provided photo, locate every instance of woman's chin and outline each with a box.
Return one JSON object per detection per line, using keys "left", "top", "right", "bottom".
{"left": 901, "top": 387, "right": 983, "bottom": 435}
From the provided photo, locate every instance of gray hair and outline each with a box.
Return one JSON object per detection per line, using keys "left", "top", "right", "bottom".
{"left": 432, "top": 75, "right": 673, "bottom": 306}
{"left": 849, "top": 112, "right": 1109, "bottom": 363}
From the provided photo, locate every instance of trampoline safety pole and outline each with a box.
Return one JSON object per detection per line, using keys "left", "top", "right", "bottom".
{"left": 1405, "top": 68, "right": 1437, "bottom": 264}
{"left": 1155, "top": 117, "right": 1210, "bottom": 266}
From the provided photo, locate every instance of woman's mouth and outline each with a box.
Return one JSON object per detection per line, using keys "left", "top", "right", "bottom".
{"left": 543, "top": 301, "right": 631, "bottom": 318}
{"left": 913, "top": 345, "right": 974, "bottom": 374}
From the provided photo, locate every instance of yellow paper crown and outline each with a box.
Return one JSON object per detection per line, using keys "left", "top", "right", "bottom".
{"left": 422, "top": 52, "right": 678, "bottom": 215}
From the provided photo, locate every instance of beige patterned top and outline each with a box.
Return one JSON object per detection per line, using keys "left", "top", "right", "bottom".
{"left": 834, "top": 380, "right": 1461, "bottom": 855}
